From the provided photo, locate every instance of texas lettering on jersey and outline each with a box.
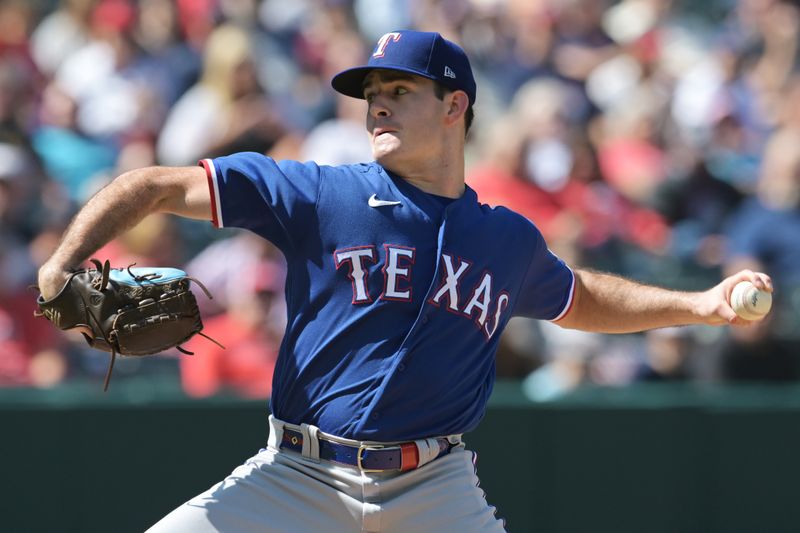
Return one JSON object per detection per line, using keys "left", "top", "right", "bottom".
{"left": 334, "top": 246, "right": 509, "bottom": 340}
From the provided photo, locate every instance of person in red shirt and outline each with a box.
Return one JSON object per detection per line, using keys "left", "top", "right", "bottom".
{"left": 180, "top": 259, "right": 285, "bottom": 399}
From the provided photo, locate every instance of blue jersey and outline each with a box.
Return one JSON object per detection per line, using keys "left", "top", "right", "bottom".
{"left": 202, "top": 152, "right": 574, "bottom": 441}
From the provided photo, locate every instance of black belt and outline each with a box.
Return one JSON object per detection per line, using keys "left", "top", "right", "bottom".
{"left": 280, "top": 428, "right": 453, "bottom": 472}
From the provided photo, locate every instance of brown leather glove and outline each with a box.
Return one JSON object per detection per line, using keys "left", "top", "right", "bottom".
{"left": 35, "top": 259, "right": 222, "bottom": 391}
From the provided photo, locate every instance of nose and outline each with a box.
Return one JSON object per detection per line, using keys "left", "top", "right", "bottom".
{"left": 368, "top": 94, "right": 391, "bottom": 119}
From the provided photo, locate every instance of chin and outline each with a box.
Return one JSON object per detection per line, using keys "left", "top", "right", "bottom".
{"left": 372, "top": 144, "right": 402, "bottom": 166}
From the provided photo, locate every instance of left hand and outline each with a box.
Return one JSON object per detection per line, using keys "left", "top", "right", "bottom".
{"left": 693, "top": 270, "right": 773, "bottom": 326}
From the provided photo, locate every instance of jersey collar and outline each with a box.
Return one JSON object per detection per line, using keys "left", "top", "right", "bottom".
{"left": 375, "top": 163, "right": 478, "bottom": 221}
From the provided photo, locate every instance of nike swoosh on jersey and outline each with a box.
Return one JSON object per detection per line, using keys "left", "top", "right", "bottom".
{"left": 368, "top": 194, "right": 402, "bottom": 207}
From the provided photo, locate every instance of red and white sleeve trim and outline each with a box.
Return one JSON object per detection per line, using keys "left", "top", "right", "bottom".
{"left": 550, "top": 267, "right": 576, "bottom": 322}
{"left": 200, "top": 159, "right": 223, "bottom": 228}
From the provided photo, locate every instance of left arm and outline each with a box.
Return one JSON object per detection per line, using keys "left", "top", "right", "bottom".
{"left": 555, "top": 268, "right": 773, "bottom": 333}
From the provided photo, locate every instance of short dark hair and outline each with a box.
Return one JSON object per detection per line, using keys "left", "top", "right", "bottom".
{"left": 433, "top": 82, "right": 474, "bottom": 136}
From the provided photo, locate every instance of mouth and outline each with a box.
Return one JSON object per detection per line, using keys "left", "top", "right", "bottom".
{"left": 373, "top": 127, "right": 398, "bottom": 139}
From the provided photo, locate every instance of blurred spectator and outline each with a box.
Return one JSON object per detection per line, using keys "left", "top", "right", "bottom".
{"left": 636, "top": 327, "right": 693, "bottom": 382}
{"left": 31, "top": 0, "right": 183, "bottom": 203}
{"left": 720, "top": 125, "right": 800, "bottom": 380}
{"left": 468, "top": 77, "right": 671, "bottom": 267}
{"left": 0, "top": 153, "right": 70, "bottom": 387}
{"left": 300, "top": 30, "right": 370, "bottom": 165}
{"left": 132, "top": 0, "right": 201, "bottom": 108}
{"left": 30, "top": 0, "right": 93, "bottom": 77}
{"left": 522, "top": 320, "right": 606, "bottom": 401}
{"left": 184, "top": 231, "right": 283, "bottom": 314}
{"left": 157, "top": 23, "right": 288, "bottom": 165}
{"left": 652, "top": 115, "right": 748, "bottom": 275}
{"left": 301, "top": 92, "right": 371, "bottom": 165}
{"left": 726, "top": 126, "right": 800, "bottom": 322}
{"left": 180, "top": 256, "right": 285, "bottom": 399}
{"left": 31, "top": 81, "right": 118, "bottom": 203}
{"left": 93, "top": 213, "right": 185, "bottom": 267}
{"left": 56, "top": 0, "right": 163, "bottom": 141}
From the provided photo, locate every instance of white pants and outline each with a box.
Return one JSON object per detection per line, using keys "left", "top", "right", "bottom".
{"left": 146, "top": 418, "right": 506, "bottom": 532}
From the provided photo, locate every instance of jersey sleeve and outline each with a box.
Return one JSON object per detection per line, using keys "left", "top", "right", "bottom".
{"left": 513, "top": 223, "right": 575, "bottom": 321}
{"left": 201, "top": 152, "right": 321, "bottom": 252}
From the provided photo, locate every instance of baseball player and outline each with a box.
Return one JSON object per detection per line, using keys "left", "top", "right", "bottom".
{"left": 37, "top": 30, "right": 772, "bottom": 532}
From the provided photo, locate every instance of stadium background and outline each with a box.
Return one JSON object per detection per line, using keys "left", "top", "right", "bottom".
{"left": 2, "top": 0, "right": 800, "bottom": 531}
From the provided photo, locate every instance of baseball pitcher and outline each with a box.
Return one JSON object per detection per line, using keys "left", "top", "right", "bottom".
{"left": 37, "top": 30, "right": 772, "bottom": 532}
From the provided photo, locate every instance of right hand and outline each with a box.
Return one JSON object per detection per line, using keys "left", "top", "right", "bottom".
{"left": 692, "top": 269, "right": 773, "bottom": 327}
{"left": 37, "top": 262, "right": 72, "bottom": 301}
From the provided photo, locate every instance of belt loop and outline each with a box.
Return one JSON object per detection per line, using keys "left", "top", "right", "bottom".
{"left": 267, "top": 415, "right": 283, "bottom": 451}
{"left": 300, "top": 423, "right": 321, "bottom": 462}
{"left": 414, "top": 438, "right": 442, "bottom": 468}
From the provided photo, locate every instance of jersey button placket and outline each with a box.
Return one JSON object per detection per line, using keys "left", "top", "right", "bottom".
{"left": 418, "top": 212, "right": 447, "bottom": 329}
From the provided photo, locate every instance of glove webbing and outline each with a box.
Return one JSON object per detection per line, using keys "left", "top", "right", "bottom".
{"left": 92, "top": 261, "right": 224, "bottom": 391}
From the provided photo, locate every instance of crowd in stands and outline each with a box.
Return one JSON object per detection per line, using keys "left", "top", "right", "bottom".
{"left": 1, "top": 0, "right": 799, "bottom": 399}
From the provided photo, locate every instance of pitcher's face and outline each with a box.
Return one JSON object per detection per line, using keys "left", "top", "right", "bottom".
{"left": 363, "top": 71, "right": 447, "bottom": 170}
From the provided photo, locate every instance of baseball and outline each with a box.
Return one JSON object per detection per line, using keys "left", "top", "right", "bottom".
{"left": 730, "top": 281, "right": 772, "bottom": 321}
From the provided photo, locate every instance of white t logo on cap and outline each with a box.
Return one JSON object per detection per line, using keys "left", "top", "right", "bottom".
{"left": 373, "top": 32, "right": 402, "bottom": 58}
{"left": 444, "top": 66, "right": 456, "bottom": 79}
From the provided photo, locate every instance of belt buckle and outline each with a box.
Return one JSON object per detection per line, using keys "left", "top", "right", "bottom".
{"left": 356, "top": 444, "right": 385, "bottom": 472}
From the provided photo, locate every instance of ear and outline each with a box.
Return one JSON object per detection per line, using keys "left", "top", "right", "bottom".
{"left": 443, "top": 90, "right": 469, "bottom": 128}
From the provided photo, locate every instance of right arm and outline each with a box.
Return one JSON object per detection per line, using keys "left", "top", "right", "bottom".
{"left": 37, "top": 165, "right": 211, "bottom": 300}
{"left": 554, "top": 268, "right": 773, "bottom": 333}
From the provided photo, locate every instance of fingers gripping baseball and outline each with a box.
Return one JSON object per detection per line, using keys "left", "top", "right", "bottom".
{"left": 699, "top": 270, "right": 773, "bottom": 326}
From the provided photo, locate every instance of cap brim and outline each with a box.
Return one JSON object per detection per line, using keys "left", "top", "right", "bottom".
{"left": 331, "top": 65, "right": 438, "bottom": 100}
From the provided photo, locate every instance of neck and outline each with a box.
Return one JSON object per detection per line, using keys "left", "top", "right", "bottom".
{"left": 383, "top": 141, "right": 466, "bottom": 199}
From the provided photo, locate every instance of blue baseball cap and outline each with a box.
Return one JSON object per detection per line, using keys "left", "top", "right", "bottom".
{"left": 331, "top": 30, "right": 477, "bottom": 105}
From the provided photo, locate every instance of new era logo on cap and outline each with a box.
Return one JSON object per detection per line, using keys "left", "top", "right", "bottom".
{"left": 331, "top": 30, "right": 477, "bottom": 105}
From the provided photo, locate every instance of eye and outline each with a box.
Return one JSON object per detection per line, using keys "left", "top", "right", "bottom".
{"left": 394, "top": 86, "right": 408, "bottom": 96}
{"left": 364, "top": 92, "right": 375, "bottom": 103}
